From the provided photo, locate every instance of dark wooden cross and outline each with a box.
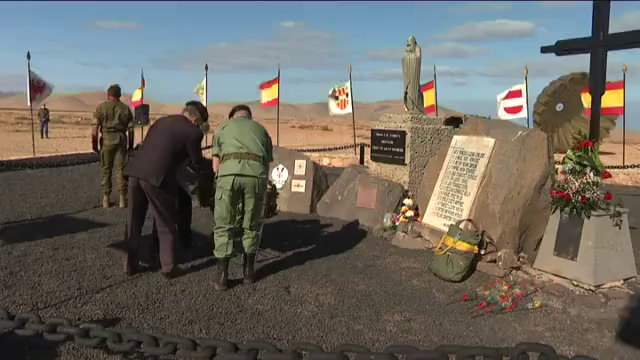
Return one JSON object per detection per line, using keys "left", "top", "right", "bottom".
{"left": 540, "top": 0, "right": 640, "bottom": 142}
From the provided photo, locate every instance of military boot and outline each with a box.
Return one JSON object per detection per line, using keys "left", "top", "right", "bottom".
{"left": 102, "top": 194, "right": 110, "bottom": 208}
{"left": 213, "top": 257, "right": 229, "bottom": 291}
{"left": 242, "top": 253, "right": 256, "bottom": 284}
{"left": 119, "top": 193, "right": 127, "bottom": 208}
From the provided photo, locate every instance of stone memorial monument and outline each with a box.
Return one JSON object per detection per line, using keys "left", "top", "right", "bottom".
{"left": 421, "top": 135, "right": 495, "bottom": 232}
{"left": 403, "top": 36, "right": 424, "bottom": 114}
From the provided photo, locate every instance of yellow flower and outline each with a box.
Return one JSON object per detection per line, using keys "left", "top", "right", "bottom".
{"left": 534, "top": 300, "right": 541, "bottom": 308}
{"left": 401, "top": 206, "right": 409, "bottom": 212}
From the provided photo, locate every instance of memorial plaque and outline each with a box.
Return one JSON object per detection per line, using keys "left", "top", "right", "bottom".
{"left": 553, "top": 212, "right": 584, "bottom": 261}
{"left": 134, "top": 104, "right": 150, "bottom": 126}
{"left": 356, "top": 183, "right": 378, "bottom": 209}
{"left": 370, "top": 129, "right": 407, "bottom": 165}
{"left": 291, "top": 179, "right": 306, "bottom": 193}
{"left": 422, "top": 135, "right": 496, "bottom": 232}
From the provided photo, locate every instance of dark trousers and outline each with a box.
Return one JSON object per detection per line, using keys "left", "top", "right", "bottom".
{"left": 40, "top": 120, "right": 49, "bottom": 138}
{"left": 152, "top": 188, "right": 192, "bottom": 249}
{"left": 125, "top": 176, "right": 179, "bottom": 273}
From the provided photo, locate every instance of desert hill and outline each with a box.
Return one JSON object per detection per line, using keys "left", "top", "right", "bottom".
{"left": 0, "top": 91, "right": 464, "bottom": 123}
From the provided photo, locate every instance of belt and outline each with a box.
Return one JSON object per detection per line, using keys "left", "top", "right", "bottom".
{"left": 102, "top": 130, "right": 127, "bottom": 134}
{"left": 221, "top": 153, "right": 262, "bottom": 163}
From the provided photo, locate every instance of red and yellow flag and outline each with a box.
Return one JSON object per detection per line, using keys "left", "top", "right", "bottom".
{"left": 260, "top": 76, "right": 279, "bottom": 108}
{"left": 581, "top": 80, "right": 624, "bottom": 117}
{"left": 421, "top": 80, "right": 436, "bottom": 115}
{"left": 130, "top": 88, "right": 143, "bottom": 108}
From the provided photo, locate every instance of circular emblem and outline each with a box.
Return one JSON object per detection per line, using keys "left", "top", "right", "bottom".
{"left": 555, "top": 103, "right": 564, "bottom": 112}
{"left": 270, "top": 164, "right": 289, "bottom": 189}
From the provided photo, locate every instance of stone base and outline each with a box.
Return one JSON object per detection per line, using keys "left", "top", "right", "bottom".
{"left": 316, "top": 165, "right": 405, "bottom": 228}
{"left": 269, "top": 146, "right": 329, "bottom": 214}
{"left": 533, "top": 209, "right": 637, "bottom": 287}
{"left": 368, "top": 113, "right": 457, "bottom": 197}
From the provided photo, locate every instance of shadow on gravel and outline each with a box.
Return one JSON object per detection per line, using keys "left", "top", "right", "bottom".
{"left": 257, "top": 218, "right": 367, "bottom": 280}
{"left": 0, "top": 316, "right": 120, "bottom": 360}
{"left": 0, "top": 214, "right": 109, "bottom": 245}
{"left": 616, "top": 293, "right": 640, "bottom": 349}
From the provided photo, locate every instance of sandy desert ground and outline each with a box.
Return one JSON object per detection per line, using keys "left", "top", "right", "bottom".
{"left": 1, "top": 91, "right": 640, "bottom": 186}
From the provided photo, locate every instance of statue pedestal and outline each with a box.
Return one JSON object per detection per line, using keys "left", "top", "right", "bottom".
{"left": 368, "top": 113, "right": 458, "bottom": 196}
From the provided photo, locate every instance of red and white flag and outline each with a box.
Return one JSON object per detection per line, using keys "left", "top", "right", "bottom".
{"left": 496, "top": 83, "right": 527, "bottom": 120}
{"left": 27, "top": 70, "right": 54, "bottom": 106}
{"left": 328, "top": 81, "right": 352, "bottom": 115}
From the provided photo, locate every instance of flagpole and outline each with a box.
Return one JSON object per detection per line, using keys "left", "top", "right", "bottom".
{"left": 433, "top": 64, "right": 438, "bottom": 116}
{"left": 27, "top": 51, "right": 35, "bottom": 157}
{"left": 348, "top": 64, "right": 357, "bottom": 156}
{"left": 524, "top": 66, "right": 530, "bottom": 128}
{"left": 622, "top": 64, "right": 627, "bottom": 166}
{"left": 277, "top": 63, "right": 280, "bottom": 147}
{"left": 205, "top": 62, "right": 209, "bottom": 147}
{"left": 140, "top": 68, "right": 145, "bottom": 143}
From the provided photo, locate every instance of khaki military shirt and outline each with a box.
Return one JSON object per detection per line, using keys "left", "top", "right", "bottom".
{"left": 212, "top": 117, "right": 273, "bottom": 178}
{"left": 93, "top": 99, "right": 134, "bottom": 138}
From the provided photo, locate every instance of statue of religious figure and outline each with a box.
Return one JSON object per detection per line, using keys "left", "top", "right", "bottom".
{"left": 402, "top": 36, "right": 424, "bottom": 114}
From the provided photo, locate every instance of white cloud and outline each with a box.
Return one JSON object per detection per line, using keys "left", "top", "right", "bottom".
{"left": 279, "top": 21, "right": 305, "bottom": 28}
{"left": 540, "top": 1, "right": 577, "bottom": 8}
{"left": 93, "top": 20, "right": 141, "bottom": 29}
{"left": 433, "top": 19, "right": 543, "bottom": 42}
{"left": 452, "top": 78, "right": 468, "bottom": 86}
{"left": 153, "top": 25, "right": 349, "bottom": 72}
{"left": 365, "top": 42, "right": 487, "bottom": 61}
{"left": 449, "top": 2, "right": 513, "bottom": 13}
{"left": 611, "top": 11, "right": 640, "bottom": 33}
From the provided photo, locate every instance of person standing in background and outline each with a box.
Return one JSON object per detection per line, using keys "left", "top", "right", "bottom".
{"left": 39, "top": 104, "right": 50, "bottom": 139}
{"left": 92, "top": 84, "right": 134, "bottom": 208}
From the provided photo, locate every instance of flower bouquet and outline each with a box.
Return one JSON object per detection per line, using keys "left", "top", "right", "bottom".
{"left": 551, "top": 132, "right": 623, "bottom": 228}
{"left": 382, "top": 197, "right": 420, "bottom": 230}
{"left": 450, "top": 275, "right": 542, "bottom": 318}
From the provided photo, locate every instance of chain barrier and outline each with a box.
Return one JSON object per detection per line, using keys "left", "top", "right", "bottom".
{"left": 0, "top": 308, "right": 594, "bottom": 360}
{"left": 554, "top": 160, "right": 640, "bottom": 170}
{"left": 0, "top": 143, "right": 372, "bottom": 172}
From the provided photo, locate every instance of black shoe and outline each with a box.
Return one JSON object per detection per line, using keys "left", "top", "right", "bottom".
{"left": 161, "top": 267, "right": 182, "bottom": 280}
{"left": 124, "top": 260, "right": 140, "bottom": 276}
{"left": 242, "top": 253, "right": 256, "bottom": 284}
{"left": 214, "top": 258, "right": 229, "bottom": 291}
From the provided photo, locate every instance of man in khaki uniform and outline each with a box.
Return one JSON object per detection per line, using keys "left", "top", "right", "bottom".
{"left": 211, "top": 104, "right": 273, "bottom": 291}
{"left": 92, "top": 84, "right": 134, "bottom": 208}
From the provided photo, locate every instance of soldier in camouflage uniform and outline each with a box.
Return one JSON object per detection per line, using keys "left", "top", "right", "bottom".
{"left": 211, "top": 104, "right": 273, "bottom": 291}
{"left": 92, "top": 84, "right": 134, "bottom": 208}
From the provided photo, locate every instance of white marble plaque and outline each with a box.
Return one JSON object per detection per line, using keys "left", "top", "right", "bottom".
{"left": 291, "top": 179, "right": 306, "bottom": 193}
{"left": 294, "top": 160, "right": 307, "bottom": 176}
{"left": 422, "top": 135, "right": 495, "bottom": 232}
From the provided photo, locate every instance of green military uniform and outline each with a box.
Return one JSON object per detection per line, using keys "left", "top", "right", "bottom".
{"left": 93, "top": 99, "right": 134, "bottom": 199}
{"left": 211, "top": 116, "right": 273, "bottom": 259}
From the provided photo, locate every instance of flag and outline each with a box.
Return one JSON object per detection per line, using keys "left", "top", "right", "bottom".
{"left": 27, "top": 70, "right": 53, "bottom": 106}
{"left": 421, "top": 80, "right": 436, "bottom": 115}
{"left": 130, "top": 88, "right": 143, "bottom": 108}
{"left": 581, "top": 80, "right": 624, "bottom": 117}
{"left": 260, "top": 76, "right": 279, "bottom": 108}
{"left": 194, "top": 77, "right": 207, "bottom": 106}
{"left": 328, "top": 81, "right": 352, "bottom": 115}
{"left": 141, "top": 70, "right": 146, "bottom": 89}
{"left": 496, "top": 83, "right": 528, "bottom": 120}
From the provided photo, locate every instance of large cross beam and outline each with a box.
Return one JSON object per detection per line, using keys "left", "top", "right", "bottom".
{"left": 540, "top": 0, "right": 640, "bottom": 142}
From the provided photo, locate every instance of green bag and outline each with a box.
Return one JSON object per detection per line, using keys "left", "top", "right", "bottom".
{"left": 429, "top": 219, "right": 482, "bottom": 282}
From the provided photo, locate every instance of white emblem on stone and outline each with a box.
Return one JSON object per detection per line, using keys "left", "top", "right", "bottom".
{"left": 291, "top": 179, "right": 306, "bottom": 193}
{"left": 556, "top": 103, "right": 564, "bottom": 112}
{"left": 271, "top": 164, "right": 289, "bottom": 189}
{"left": 294, "top": 160, "right": 307, "bottom": 176}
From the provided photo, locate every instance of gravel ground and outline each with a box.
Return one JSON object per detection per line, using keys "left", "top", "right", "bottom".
{"left": 1, "top": 162, "right": 640, "bottom": 360}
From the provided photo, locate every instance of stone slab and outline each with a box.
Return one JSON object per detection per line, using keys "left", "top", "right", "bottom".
{"left": 533, "top": 209, "right": 638, "bottom": 287}
{"left": 421, "top": 135, "right": 495, "bottom": 232}
{"left": 316, "top": 165, "right": 405, "bottom": 228}
{"left": 368, "top": 113, "right": 457, "bottom": 197}
{"left": 416, "top": 118, "right": 555, "bottom": 260}
{"left": 268, "top": 146, "right": 329, "bottom": 214}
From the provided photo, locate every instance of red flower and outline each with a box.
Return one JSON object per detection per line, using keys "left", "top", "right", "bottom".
{"left": 460, "top": 293, "right": 470, "bottom": 301}
{"left": 496, "top": 279, "right": 502, "bottom": 284}
{"left": 574, "top": 145, "right": 580, "bottom": 152}
{"left": 551, "top": 189, "right": 558, "bottom": 197}
{"left": 563, "top": 193, "right": 571, "bottom": 200}
{"left": 580, "top": 140, "right": 587, "bottom": 148}
{"left": 604, "top": 192, "right": 613, "bottom": 201}
{"left": 580, "top": 194, "right": 588, "bottom": 203}
{"left": 560, "top": 170, "right": 566, "bottom": 175}
{"left": 564, "top": 178, "right": 570, "bottom": 184}
{"left": 602, "top": 171, "right": 612, "bottom": 179}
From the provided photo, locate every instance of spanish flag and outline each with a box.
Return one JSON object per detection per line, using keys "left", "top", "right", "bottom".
{"left": 421, "top": 80, "right": 436, "bottom": 115}
{"left": 130, "top": 88, "right": 143, "bottom": 108}
{"left": 581, "top": 80, "right": 624, "bottom": 117}
{"left": 260, "top": 76, "right": 279, "bottom": 108}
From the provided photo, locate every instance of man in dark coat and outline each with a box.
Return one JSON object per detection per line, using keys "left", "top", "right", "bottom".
{"left": 122, "top": 101, "right": 212, "bottom": 279}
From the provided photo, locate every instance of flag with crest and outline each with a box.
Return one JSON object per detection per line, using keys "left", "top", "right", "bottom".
{"left": 27, "top": 70, "right": 53, "bottom": 106}
{"left": 194, "top": 77, "right": 207, "bottom": 106}
{"left": 328, "top": 81, "right": 352, "bottom": 115}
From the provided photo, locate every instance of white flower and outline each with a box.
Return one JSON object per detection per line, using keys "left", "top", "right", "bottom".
{"left": 403, "top": 198, "right": 414, "bottom": 206}
{"left": 406, "top": 210, "right": 415, "bottom": 218}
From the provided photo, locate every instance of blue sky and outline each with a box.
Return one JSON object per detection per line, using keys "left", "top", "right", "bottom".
{"left": 1, "top": 1, "right": 640, "bottom": 127}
